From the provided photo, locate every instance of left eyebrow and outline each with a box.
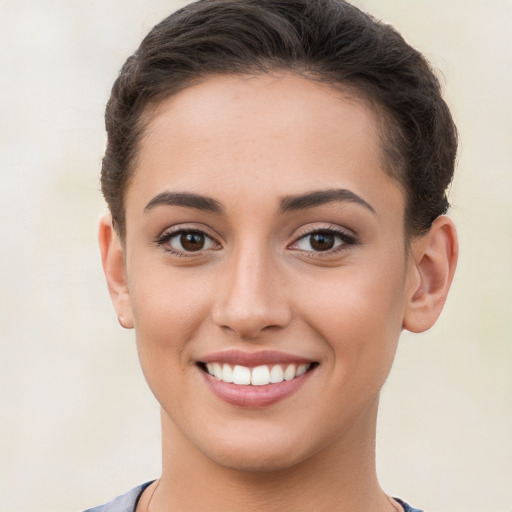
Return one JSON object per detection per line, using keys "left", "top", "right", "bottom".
{"left": 279, "top": 188, "right": 376, "bottom": 214}
{"left": 144, "top": 191, "right": 223, "bottom": 214}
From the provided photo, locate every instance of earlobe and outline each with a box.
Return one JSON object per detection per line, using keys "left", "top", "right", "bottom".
{"left": 403, "top": 215, "right": 458, "bottom": 333}
{"left": 98, "top": 214, "right": 134, "bottom": 329}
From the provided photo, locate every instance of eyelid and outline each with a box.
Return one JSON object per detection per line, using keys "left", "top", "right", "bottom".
{"left": 288, "top": 224, "right": 358, "bottom": 254}
{"left": 292, "top": 223, "right": 356, "bottom": 240}
{"left": 155, "top": 224, "right": 222, "bottom": 255}
{"left": 154, "top": 222, "right": 357, "bottom": 257}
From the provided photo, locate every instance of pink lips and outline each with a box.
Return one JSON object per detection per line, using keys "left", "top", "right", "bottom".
{"left": 200, "top": 349, "right": 313, "bottom": 367}
{"left": 198, "top": 350, "right": 316, "bottom": 408}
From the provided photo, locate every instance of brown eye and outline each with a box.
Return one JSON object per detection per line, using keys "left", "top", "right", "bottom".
{"left": 180, "top": 231, "right": 206, "bottom": 251}
{"left": 309, "top": 233, "right": 335, "bottom": 251}
{"left": 290, "top": 227, "right": 356, "bottom": 254}
{"left": 158, "top": 229, "right": 219, "bottom": 254}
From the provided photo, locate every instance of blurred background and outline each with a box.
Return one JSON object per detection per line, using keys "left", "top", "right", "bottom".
{"left": 0, "top": 1, "right": 510, "bottom": 511}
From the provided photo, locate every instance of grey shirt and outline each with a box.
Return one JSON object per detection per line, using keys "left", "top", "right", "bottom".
{"left": 83, "top": 482, "right": 425, "bottom": 512}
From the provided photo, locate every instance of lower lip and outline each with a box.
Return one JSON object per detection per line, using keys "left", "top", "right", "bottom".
{"left": 200, "top": 368, "right": 314, "bottom": 408}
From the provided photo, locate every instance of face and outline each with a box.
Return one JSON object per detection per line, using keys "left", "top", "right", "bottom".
{"left": 115, "top": 73, "right": 418, "bottom": 471}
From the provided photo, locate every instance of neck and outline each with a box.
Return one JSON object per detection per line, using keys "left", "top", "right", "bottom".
{"left": 151, "top": 397, "right": 394, "bottom": 512}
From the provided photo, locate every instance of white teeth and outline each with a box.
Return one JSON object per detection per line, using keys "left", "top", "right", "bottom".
{"left": 232, "top": 365, "right": 251, "bottom": 385}
{"left": 269, "top": 364, "right": 284, "bottom": 383}
{"left": 284, "top": 364, "right": 296, "bottom": 381}
{"left": 221, "top": 363, "right": 233, "bottom": 383}
{"left": 251, "top": 365, "right": 270, "bottom": 386}
{"left": 212, "top": 363, "right": 222, "bottom": 380}
{"left": 205, "top": 362, "right": 312, "bottom": 385}
{"left": 296, "top": 364, "right": 308, "bottom": 377}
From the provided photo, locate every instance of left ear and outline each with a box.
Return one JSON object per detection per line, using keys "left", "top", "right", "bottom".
{"left": 403, "top": 215, "right": 458, "bottom": 333}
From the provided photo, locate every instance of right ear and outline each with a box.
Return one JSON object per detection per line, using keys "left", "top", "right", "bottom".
{"left": 98, "top": 214, "right": 134, "bottom": 329}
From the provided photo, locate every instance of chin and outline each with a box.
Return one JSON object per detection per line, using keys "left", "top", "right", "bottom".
{"left": 202, "top": 443, "right": 311, "bottom": 474}
{"left": 191, "top": 422, "right": 323, "bottom": 474}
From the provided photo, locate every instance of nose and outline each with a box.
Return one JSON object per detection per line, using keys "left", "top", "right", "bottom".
{"left": 211, "top": 245, "right": 292, "bottom": 340}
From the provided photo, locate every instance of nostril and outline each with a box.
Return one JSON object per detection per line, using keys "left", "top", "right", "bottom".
{"left": 219, "top": 325, "right": 236, "bottom": 335}
{"left": 211, "top": 275, "right": 292, "bottom": 339}
{"left": 217, "top": 322, "right": 269, "bottom": 341}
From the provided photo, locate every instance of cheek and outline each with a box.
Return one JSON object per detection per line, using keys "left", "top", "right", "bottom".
{"left": 129, "top": 274, "right": 211, "bottom": 415}
{"left": 298, "top": 259, "right": 407, "bottom": 369}
{"left": 128, "top": 268, "right": 213, "bottom": 366}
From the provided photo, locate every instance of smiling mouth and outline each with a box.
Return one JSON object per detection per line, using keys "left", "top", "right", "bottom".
{"left": 198, "top": 362, "right": 317, "bottom": 386}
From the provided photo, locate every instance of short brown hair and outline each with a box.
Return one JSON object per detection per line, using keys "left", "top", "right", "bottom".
{"left": 102, "top": 0, "right": 457, "bottom": 238}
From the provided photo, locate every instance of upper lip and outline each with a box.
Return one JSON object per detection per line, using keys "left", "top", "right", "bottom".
{"left": 199, "top": 349, "right": 315, "bottom": 367}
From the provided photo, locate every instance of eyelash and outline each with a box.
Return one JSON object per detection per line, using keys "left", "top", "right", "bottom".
{"left": 289, "top": 226, "right": 358, "bottom": 257}
{"left": 155, "top": 227, "right": 221, "bottom": 258}
{"left": 155, "top": 225, "right": 358, "bottom": 258}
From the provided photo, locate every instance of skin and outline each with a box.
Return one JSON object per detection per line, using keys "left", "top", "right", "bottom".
{"left": 99, "top": 73, "right": 458, "bottom": 512}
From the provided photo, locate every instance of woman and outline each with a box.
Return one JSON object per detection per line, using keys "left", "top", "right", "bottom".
{"left": 89, "top": 0, "right": 458, "bottom": 510}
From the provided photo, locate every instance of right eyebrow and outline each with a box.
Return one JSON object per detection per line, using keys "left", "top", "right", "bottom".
{"left": 144, "top": 191, "right": 223, "bottom": 214}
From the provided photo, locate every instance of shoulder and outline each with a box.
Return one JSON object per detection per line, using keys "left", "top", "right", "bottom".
{"left": 395, "top": 497, "right": 425, "bottom": 512}
{"left": 83, "top": 481, "right": 155, "bottom": 512}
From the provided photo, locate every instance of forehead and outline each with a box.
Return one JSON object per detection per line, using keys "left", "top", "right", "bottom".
{"left": 127, "top": 73, "right": 404, "bottom": 222}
